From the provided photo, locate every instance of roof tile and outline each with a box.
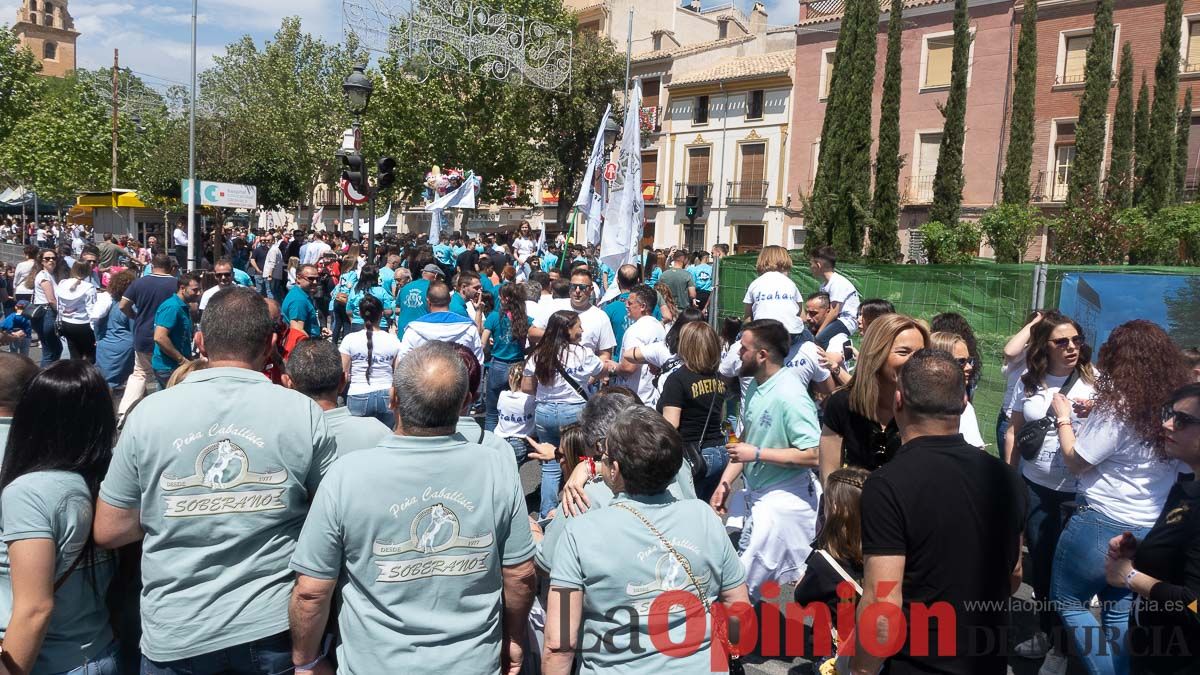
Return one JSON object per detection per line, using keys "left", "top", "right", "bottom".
{"left": 668, "top": 50, "right": 795, "bottom": 87}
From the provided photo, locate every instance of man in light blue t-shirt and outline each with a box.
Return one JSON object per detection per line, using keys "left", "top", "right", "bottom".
{"left": 94, "top": 288, "right": 338, "bottom": 670}
{"left": 289, "top": 342, "right": 536, "bottom": 674}
{"left": 285, "top": 339, "right": 391, "bottom": 455}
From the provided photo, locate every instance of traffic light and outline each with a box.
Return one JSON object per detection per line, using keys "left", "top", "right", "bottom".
{"left": 685, "top": 185, "right": 706, "bottom": 224}
{"left": 376, "top": 156, "right": 397, "bottom": 192}
{"left": 341, "top": 152, "right": 367, "bottom": 196}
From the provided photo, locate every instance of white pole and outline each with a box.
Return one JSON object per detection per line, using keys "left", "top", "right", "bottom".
{"left": 624, "top": 8, "right": 633, "bottom": 96}
{"left": 186, "top": 0, "right": 197, "bottom": 271}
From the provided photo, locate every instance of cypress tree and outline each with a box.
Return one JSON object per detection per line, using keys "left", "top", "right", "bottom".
{"left": 1134, "top": 72, "right": 1151, "bottom": 204}
{"left": 1001, "top": 0, "right": 1038, "bottom": 204}
{"left": 869, "top": 0, "right": 904, "bottom": 261}
{"left": 1175, "top": 89, "right": 1192, "bottom": 202}
{"left": 1143, "top": 0, "right": 1184, "bottom": 212}
{"left": 929, "top": 0, "right": 970, "bottom": 227}
{"left": 1066, "top": 0, "right": 1115, "bottom": 207}
{"left": 1106, "top": 42, "right": 1135, "bottom": 208}
{"left": 807, "top": 0, "right": 878, "bottom": 257}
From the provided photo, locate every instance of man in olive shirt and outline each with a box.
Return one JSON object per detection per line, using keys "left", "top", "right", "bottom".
{"left": 285, "top": 339, "right": 391, "bottom": 455}
{"left": 289, "top": 341, "right": 537, "bottom": 675}
{"left": 658, "top": 249, "right": 697, "bottom": 312}
{"left": 94, "top": 288, "right": 337, "bottom": 672}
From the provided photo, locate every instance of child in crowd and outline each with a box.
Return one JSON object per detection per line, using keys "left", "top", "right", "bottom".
{"left": 0, "top": 299, "right": 32, "bottom": 355}
{"left": 494, "top": 364, "right": 536, "bottom": 464}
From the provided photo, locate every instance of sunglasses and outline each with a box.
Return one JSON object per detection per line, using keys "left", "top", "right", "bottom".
{"left": 956, "top": 357, "right": 978, "bottom": 368}
{"left": 1163, "top": 407, "right": 1200, "bottom": 429}
{"left": 302, "top": 276, "right": 319, "bottom": 282}
{"left": 570, "top": 283, "right": 591, "bottom": 292}
{"left": 42, "top": 256, "right": 56, "bottom": 261}
{"left": 1050, "top": 335, "right": 1086, "bottom": 349}
{"left": 214, "top": 273, "right": 233, "bottom": 279}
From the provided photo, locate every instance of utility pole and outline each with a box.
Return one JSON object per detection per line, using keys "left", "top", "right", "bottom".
{"left": 186, "top": 0, "right": 198, "bottom": 271}
{"left": 111, "top": 49, "right": 119, "bottom": 190}
{"left": 623, "top": 8, "right": 633, "bottom": 96}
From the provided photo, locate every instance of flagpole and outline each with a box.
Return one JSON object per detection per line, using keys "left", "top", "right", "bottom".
{"left": 624, "top": 8, "right": 633, "bottom": 96}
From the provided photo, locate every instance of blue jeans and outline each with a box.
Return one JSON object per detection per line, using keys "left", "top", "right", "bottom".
{"left": 154, "top": 370, "right": 173, "bottom": 389}
{"left": 6, "top": 333, "right": 30, "bottom": 356}
{"left": 1024, "top": 478, "right": 1075, "bottom": 635}
{"left": 348, "top": 388, "right": 396, "bottom": 430}
{"left": 507, "top": 436, "right": 529, "bottom": 464}
{"left": 484, "top": 360, "right": 517, "bottom": 432}
{"left": 695, "top": 443, "right": 730, "bottom": 503}
{"left": 814, "top": 320, "right": 850, "bottom": 350}
{"left": 996, "top": 410, "right": 1010, "bottom": 459}
{"left": 534, "top": 400, "right": 585, "bottom": 517}
{"left": 141, "top": 631, "right": 291, "bottom": 675}
{"left": 1051, "top": 503, "right": 1151, "bottom": 675}
{"left": 56, "top": 639, "right": 119, "bottom": 675}
{"left": 32, "top": 306, "right": 61, "bottom": 366}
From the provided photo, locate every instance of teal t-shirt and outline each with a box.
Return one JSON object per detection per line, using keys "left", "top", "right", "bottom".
{"left": 541, "top": 253, "right": 559, "bottom": 272}
{"left": 347, "top": 285, "right": 396, "bottom": 329}
{"left": 151, "top": 294, "right": 193, "bottom": 372}
{"left": 378, "top": 266, "right": 396, "bottom": 295}
{"left": 483, "top": 310, "right": 531, "bottom": 363}
{"left": 395, "top": 279, "right": 430, "bottom": 335}
{"left": 550, "top": 493, "right": 747, "bottom": 673}
{"left": 0, "top": 471, "right": 115, "bottom": 675}
{"left": 98, "top": 367, "right": 337, "bottom": 661}
{"left": 324, "top": 407, "right": 391, "bottom": 455}
{"left": 448, "top": 292, "right": 470, "bottom": 319}
{"left": 281, "top": 285, "right": 320, "bottom": 337}
{"left": 740, "top": 368, "right": 822, "bottom": 491}
{"left": 233, "top": 268, "right": 253, "bottom": 287}
{"left": 290, "top": 433, "right": 535, "bottom": 674}
{"left": 433, "top": 243, "right": 455, "bottom": 266}
{"left": 479, "top": 275, "right": 498, "bottom": 298}
{"left": 602, "top": 293, "right": 632, "bottom": 354}
{"left": 689, "top": 263, "right": 713, "bottom": 292}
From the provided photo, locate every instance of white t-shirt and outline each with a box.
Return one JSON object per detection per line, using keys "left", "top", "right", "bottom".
{"left": 523, "top": 344, "right": 603, "bottom": 404}
{"left": 961, "top": 401, "right": 985, "bottom": 449}
{"left": 534, "top": 303, "right": 616, "bottom": 356}
{"left": 1000, "top": 354, "right": 1027, "bottom": 420}
{"left": 615, "top": 315, "right": 666, "bottom": 406}
{"left": 1075, "top": 410, "right": 1184, "bottom": 527}
{"left": 495, "top": 391, "right": 536, "bottom": 438}
{"left": 338, "top": 328, "right": 402, "bottom": 396}
{"left": 54, "top": 279, "right": 99, "bottom": 325}
{"left": 784, "top": 339, "right": 831, "bottom": 391}
{"left": 1008, "top": 372, "right": 1097, "bottom": 492}
{"left": 198, "top": 284, "right": 234, "bottom": 311}
{"left": 32, "top": 270, "right": 55, "bottom": 305}
{"left": 12, "top": 259, "right": 35, "bottom": 297}
{"left": 173, "top": 227, "right": 188, "bottom": 246}
{"left": 821, "top": 271, "right": 860, "bottom": 334}
{"left": 513, "top": 237, "right": 536, "bottom": 263}
{"left": 743, "top": 271, "right": 805, "bottom": 335}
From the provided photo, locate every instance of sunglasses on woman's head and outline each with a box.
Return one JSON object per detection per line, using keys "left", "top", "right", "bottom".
{"left": 1049, "top": 335, "right": 1085, "bottom": 349}
{"left": 1163, "top": 407, "right": 1200, "bottom": 429}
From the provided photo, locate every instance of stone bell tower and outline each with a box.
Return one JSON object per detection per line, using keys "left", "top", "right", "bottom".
{"left": 13, "top": 0, "right": 79, "bottom": 77}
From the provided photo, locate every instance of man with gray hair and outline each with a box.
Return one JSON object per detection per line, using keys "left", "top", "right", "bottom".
{"left": 284, "top": 339, "right": 390, "bottom": 454}
{"left": 289, "top": 341, "right": 537, "bottom": 674}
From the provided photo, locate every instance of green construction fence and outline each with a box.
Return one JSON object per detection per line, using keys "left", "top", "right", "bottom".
{"left": 712, "top": 252, "right": 1200, "bottom": 455}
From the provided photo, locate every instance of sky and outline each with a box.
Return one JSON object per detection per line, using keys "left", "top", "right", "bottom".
{"left": 1058, "top": 273, "right": 1191, "bottom": 346}
{"left": 70, "top": 0, "right": 801, "bottom": 86}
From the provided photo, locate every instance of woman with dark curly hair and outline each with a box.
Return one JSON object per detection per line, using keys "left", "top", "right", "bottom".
{"left": 1049, "top": 320, "right": 1190, "bottom": 675}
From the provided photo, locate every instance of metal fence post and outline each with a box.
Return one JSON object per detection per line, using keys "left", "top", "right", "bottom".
{"left": 709, "top": 255, "right": 721, "bottom": 327}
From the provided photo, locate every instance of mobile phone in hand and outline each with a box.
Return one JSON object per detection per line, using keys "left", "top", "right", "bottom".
{"left": 842, "top": 342, "right": 854, "bottom": 362}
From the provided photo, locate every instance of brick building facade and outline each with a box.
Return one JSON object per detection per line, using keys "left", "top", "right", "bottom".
{"left": 13, "top": 0, "right": 78, "bottom": 78}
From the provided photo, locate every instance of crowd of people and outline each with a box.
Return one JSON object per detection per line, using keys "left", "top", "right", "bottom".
{"left": 0, "top": 220, "right": 1198, "bottom": 675}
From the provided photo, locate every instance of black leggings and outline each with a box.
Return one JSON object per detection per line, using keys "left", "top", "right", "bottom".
{"left": 58, "top": 321, "right": 96, "bottom": 362}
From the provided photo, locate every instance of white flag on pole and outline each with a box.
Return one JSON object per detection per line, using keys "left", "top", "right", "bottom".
{"left": 585, "top": 181, "right": 606, "bottom": 247}
{"left": 425, "top": 173, "right": 481, "bottom": 245}
{"left": 310, "top": 206, "right": 324, "bottom": 230}
{"left": 575, "top": 105, "right": 612, "bottom": 212}
{"left": 374, "top": 204, "right": 392, "bottom": 229}
{"left": 600, "top": 81, "right": 643, "bottom": 272}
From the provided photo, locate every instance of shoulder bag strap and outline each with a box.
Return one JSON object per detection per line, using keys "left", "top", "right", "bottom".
{"left": 53, "top": 551, "right": 85, "bottom": 593}
{"left": 554, "top": 357, "right": 590, "bottom": 401}
{"left": 1042, "top": 369, "right": 1082, "bottom": 420}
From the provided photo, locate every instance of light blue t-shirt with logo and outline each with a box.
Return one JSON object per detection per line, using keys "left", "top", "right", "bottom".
{"left": 99, "top": 367, "right": 337, "bottom": 662}
{"left": 740, "top": 368, "right": 822, "bottom": 491}
{"left": 551, "top": 492, "right": 747, "bottom": 673}
{"left": 689, "top": 263, "right": 713, "bottom": 292}
{"left": 1, "top": 470, "right": 115, "bottom": 675}
{"left": 395, "top": 279, "right": 430, "bottom": 336}
{"left": 291, "top": 433, "right": 535, "bottom": 674}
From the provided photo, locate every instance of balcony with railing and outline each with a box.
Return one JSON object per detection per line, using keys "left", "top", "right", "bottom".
{"left": 904, "top": 174, "right": 935, "bottom": 204}
{"left": 1054, "top": 72, "right": 1086, "bottom": 86}
{"left": 1185, "top": 59, "right": 1200, "bottom": 74}
{"left": 674, "top": 182, "right": 714, "bottom": 205}
{"left": 726, "top": 181, "right": 770, "bottom": 206}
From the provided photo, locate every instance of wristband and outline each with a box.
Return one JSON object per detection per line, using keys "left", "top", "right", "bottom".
{"left": 295, "top": 656, "right": 324, "bottom": 672}
{"left": 1124, "top": 568, "right": 1139, "bottom": 590}
{"left": 753, "top": 446, "right": 762, "bottom": 462}
{"left": 587, "top": 456, "right": 597, "bottom": 479}
{"left": 1057, "top": 418, "right": 1073, "bottom": 428}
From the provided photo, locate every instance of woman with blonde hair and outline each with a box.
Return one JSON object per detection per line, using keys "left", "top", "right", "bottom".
{"left": 818, "top": 313, "right": 929, "bottom": 483}
{"left": 743, "top": 245, "right": 806, "bottom": 337}
{"left": 929, "top": 331, "right": 985, "bottom": 448}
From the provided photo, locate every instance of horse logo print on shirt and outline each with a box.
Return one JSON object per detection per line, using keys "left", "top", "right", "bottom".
{"left": 159, "top": 438, "right": 289, "bottom": 517}
{"left": 373, "top": 501, "right": 495, "bottom": 582}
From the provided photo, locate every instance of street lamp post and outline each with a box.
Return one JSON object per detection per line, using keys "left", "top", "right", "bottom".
{"left": 340, "top": 65, "right": 394, "bottom": 263}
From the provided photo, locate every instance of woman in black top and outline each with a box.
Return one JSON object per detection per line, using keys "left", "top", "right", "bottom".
{"left": 657, "top": 321, "right": 728, "bottom": 501}
{"left": 1106, "top": 383, "right": 1200, "bottom": 674}
{"left": 818, "top": 313, "right": 928, "bottom": 484}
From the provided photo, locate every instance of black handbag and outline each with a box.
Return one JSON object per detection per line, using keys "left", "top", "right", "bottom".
{"left": 1016, "top": 370, "right": 1081, "bottom": 461}
{"left": 682, "top": 384, "right": 724, "bottom": 484}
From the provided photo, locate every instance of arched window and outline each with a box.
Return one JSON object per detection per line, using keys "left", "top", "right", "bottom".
{"left": 43, "top": 42, "right": 57, "bottom": 60}
{"left": 44, "top": 3, "right": 53, "bottom": 26}
{"left": 29, "top": 0, "right": 37, "bottom": 12}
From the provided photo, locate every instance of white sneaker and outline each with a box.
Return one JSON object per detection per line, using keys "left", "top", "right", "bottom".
{"left": 1015, "top": 632, "right": 1050, "bottom": 658}
{"left": 1039, "top": 648, "right": 1069, "bottom": 675}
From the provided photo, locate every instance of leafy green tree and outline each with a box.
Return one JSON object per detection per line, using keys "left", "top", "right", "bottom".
{"left": 918, "top": 219, "right": 981, "bottom": 264}
{"left": 1001, "top": 0, "right": 1037, "bottom": 204}
{"left": 1142, "top": 0, "right": 1184, "bottom": 212}
{"left": 1175, "top": 89, "right": 1192, "bottom": 202}
{"left": 1134, "top": 72, "right": 1151, "bottom": 203}
{"left": 868, "top": 0, "right": 904, "bottom": 262}
{"left": 1106, "top": 42, "right": 1135, "bottom": 208}
{"left": 980, "top": 204, "right": 1045, "bottom": 263}
{"left": 0, "top": 24, "right": 42, "bottom": 154}
{"left": 808, "top": 0, "right": 877, "bottom": 257}
{"left": 929, "top": 0, "right": 971, "bottom": 226}
{"left": 1066, "top": 0, "right": 1115, "bottom": 207}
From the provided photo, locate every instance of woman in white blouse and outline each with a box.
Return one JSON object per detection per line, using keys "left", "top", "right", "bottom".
{"left": 55, "top": 261, "right": 101, "bottom": 362}
{"left": 27, "top": 248, "right": 62, "bottom": 366}
{"left": 742, "top": 245, "right": 806, "bottom": 338}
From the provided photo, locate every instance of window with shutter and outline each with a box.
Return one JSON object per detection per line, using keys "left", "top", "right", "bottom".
{"left": 688, "top": 147, "right": 711, "bottom": 185}
{"left": 924, "top": 37, "right": 953, "bottom": 88}
{"left": 820, "top": 51, "right": 835, "bottom": 99}
{"left": 747, "top": 90, "right": 764, "bottom": 120}
{"left": 693, "top": 96, "right": 709, "bottom": 125}
{"left": 643, "top": 79, "right": 660, "bottom": 109}
{"left": 1052, "top": 121, "right": 1076, "bottom": 201}
{"left": 1188, "top": 21, "right": 1200, "bottom": 72}
{"left": 738, "top": 143, "right": 766, "bottom": 202}
{"left": 1062, "top": 35, "right": 1091, "bottom": 84}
